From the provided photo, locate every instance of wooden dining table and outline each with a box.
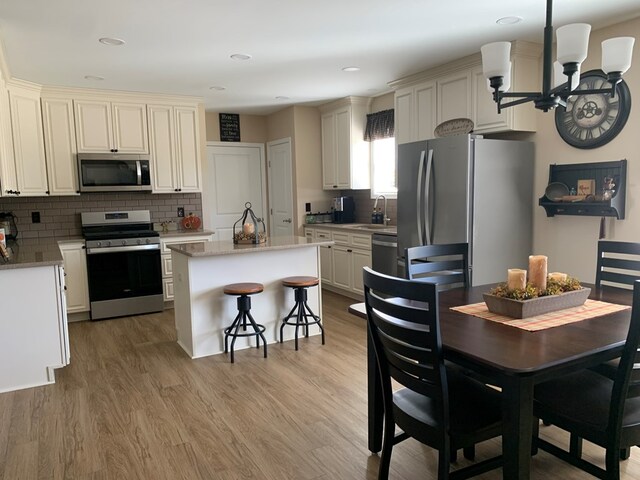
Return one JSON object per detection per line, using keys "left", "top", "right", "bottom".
{"left": 349, "top": 283, "right": 634, "bottom": 480}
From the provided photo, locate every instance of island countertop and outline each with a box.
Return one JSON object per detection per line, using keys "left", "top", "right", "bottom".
{"left": 167, "top": 236, "right": 333, "bottom": 257}
{"left": 0, "top": 238, "right": 69, "bottom": 270}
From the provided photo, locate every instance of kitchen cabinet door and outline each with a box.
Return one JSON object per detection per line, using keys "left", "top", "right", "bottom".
{"left": 74, "top": 100, "right": 113, "bottom": 152}
{"left": 394, "top": 86, "right": 414, "bottom": 145}
{"left": 331, "top": 245, "right": 352, "bottom": 291}
{"left": 174, "top": 106, "right": 201, "bottom": 192}
{"left": 320, "top": 245, "right": 333, "bottom": 284}
{"left": 436, "top": 70, "right": 472, "bottom": 125}
{"left": 335, "top": 107, "right": 351, "bottom": 188}
{"left": 148, "top": 104, "right": 177, "bottom": 193}
{"left": 415, "top": 82, "right": 437, "bottom": 141}
{"left": 321, "top": 113, "right": 337, "bottom": 189}
{"left": 42, "top": 98, "right": 79, "bottom": 195}
{"left": 9, "top": 85, "right": 48, "bottom": 196}
{"left": 59, "top": 241, "right": 90, "bottom": 313}
{"left": 351, "top": 248, "right": 371, "bottom": 295}
{"left": 0, "top": 81, "right": 17, "bottom": 196}
{"left": 112, "top": 102, "right": 148, "bottom": 153}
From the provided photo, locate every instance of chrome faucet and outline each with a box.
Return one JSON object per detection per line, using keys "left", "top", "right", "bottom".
{"left": 373, "top": 195, "right": 390, "bottom": 226}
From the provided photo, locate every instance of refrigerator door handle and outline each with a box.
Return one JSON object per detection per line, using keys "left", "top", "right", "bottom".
{"left": 424, "top": 149, "right": 434, "bottom": 245}
{"left": 416, "top": 150, "right": 426, "bottom": 245}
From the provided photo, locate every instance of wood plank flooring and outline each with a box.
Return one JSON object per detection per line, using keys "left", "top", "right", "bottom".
{"left": 1, "top": 290, "right": 639, "bottom": 479}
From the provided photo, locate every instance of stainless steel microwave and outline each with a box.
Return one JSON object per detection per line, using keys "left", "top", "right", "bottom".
{"left": 78, "top": 153, "right": 152, "bottom": 192}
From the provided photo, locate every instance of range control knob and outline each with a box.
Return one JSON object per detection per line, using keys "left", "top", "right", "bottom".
{"left": 137, "top": 239, "right": 142, "bottom": 245}
{"left": 97, "top": 241, "right": 102, "bottom": 247}
{"left": 146, "top": 238, "right": 151, "bottom": 244}
{"left": 106, "top": 241, "right": 112, "bottom": 247}
{"left": 122, "top": 240, "right": 127, "bottom": 246}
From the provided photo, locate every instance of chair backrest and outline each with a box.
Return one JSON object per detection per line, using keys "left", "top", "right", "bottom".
{"left": 609, "top": 280, "right": 640, "bottom": 438}
{"left": 405, "top": 243, "right": 470, "bottom": 289}
{"left": 363, "top": 267, "right": 449, "bottom": 428}
{"left": 595, "top": 240, "right": 640, "bottom": 289}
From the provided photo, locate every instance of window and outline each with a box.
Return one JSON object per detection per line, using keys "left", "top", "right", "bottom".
{"left": 364, "top": 109, "right": 396, "bottom": 198}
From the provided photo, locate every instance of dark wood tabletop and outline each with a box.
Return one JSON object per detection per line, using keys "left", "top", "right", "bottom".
{"left": 351, "top": 283, "right": 634, "bottom": 480}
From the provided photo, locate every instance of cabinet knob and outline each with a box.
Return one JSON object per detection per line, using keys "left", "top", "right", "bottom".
{"left": 333, "top": 185, "right": 338, "bottom": 188}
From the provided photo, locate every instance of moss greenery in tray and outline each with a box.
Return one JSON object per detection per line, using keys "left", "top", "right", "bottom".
{"left": 489, "top": 277, "right": 583, "bottom": 301}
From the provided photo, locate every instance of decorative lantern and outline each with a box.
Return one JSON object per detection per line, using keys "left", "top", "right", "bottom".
{"left": 233, "top": 202, "right": 267, "bottom": 244}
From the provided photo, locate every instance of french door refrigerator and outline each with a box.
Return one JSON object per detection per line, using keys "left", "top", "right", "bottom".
{"left": 397, "top": 134, "right": 534, "bottom": 286}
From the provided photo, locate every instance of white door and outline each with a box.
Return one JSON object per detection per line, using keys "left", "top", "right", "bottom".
{"left": 205, "top": 144, "right": 266, "bottom": 241}
{"left": 267, "top": 138, "right": 294, "bottom": 237}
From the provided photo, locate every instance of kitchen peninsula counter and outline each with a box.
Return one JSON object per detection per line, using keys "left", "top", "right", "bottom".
{"left": 0, "top": 238, "right": 71, "bottom": 270}
{"left": 169, "top": 236, "right": 333, "bottom": 359}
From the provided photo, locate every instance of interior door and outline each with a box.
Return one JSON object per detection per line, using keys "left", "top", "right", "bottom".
{"left": 267, "top": 138, "right": 294, "bottom": 237}
{"left": 205, "top": 144, "right": 266, "bottom": 241}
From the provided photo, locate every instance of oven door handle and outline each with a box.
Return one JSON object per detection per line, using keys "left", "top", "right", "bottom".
{"left": 86, "top": 244, "right": 160, "bottom": 255}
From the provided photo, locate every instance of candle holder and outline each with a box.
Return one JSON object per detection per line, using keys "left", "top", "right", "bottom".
{"left": 233, "top": 202, "right": 267, "bottom": 244}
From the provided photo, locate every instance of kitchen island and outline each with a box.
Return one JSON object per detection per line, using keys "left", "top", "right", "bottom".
{"left": 168, "top": 236, "right": 333, "bottom": 359}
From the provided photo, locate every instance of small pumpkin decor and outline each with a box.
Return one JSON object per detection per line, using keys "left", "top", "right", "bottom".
{"left": 181, "top": 213, "right": 202, "bottom": 230}
{"left": 233, "top": 202, "right": 267, "bottom": 244}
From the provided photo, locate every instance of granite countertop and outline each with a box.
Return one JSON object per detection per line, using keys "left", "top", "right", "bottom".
{"left": 304, "top": 223, "right": 397, "bottom": 235}
{"left": 167, "top": 236, "right": 333, "bottom": 257}
{"left": 158, "top": 229, "right": 215, "bottom": 238}
{"left": 0, "top": 238, "right": 65, "bottom": 270}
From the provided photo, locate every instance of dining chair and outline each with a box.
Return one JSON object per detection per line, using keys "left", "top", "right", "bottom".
{"left": 404, "top": 243, "right": 469, "bottom": 289}
{"left": 533, "top": 279, "right": 640, "bottom": 480}
{"left": 596, "top": 240, "right": 640, "bottom": 289}
{"left": 363, "top": 267, "right": 503, "bottom": 480}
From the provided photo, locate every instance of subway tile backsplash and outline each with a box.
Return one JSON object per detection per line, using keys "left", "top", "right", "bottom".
{"left": 342, "top": 189, "right": 397, "bottom": 225}
{"left": 0, "top": 192, "right": 202, "bottom": 239}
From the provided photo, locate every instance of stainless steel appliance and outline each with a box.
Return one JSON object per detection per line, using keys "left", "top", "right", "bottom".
{"left": 397, "top": 134, "right": 534, "bottom": 286}
{"left": 372, "top": 233, "right": 398, "bottom": 277}
{"left": 332, "top": 196, "right": 355, "bottom": 223}
{"left": 78, "top": 153, "right": 152, "bottom": 192}
{"left": 82, "top": 210, "right": 163, "bottom": 320}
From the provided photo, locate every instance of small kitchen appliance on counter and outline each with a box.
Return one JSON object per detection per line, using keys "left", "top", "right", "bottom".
{"left": 81, "top": 210, "right": 163, "bottom": 320}
{"left": 332, "top": 196, "right": 355, "bottom": 223}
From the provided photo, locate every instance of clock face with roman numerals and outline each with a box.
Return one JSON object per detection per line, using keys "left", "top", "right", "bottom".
{"left": 555, "top": 70, "right": 631, "bottom": 149}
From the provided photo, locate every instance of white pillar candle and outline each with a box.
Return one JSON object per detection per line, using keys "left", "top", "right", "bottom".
{"left": 243, "top": 222, "right": 255, "bottom": 235}
{"left": 507, "top": 269, "right": 527, "bottom": 290}
{"left": 529, "top": 255, "right": 548, "bottom": 291}
{"left": 548, "top": 272, "right": 568, "bottom": 283}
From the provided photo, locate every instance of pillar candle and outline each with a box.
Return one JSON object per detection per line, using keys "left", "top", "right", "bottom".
{"left": 529, "top": 255, "right": 548, "bottom": 291}
{"left": 548, "top": 272, "right": 568, "bottom": 283}
{"left": 507, "top": 269, "right": 527, "bottom": 290}
{"left": 243, "top": 222, "right": 255, "bottom": 235}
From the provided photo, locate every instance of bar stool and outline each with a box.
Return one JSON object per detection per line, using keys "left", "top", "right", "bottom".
{"left": 223, "top": 282, "right": 267, "bottom": 363}
{"left": 280, "top": 276, "right": 325, "bottom": 350}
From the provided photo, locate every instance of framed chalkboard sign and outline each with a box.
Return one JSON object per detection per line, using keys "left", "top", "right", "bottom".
{"left": 219, "top": 113, "right": 240, "bottom": 142}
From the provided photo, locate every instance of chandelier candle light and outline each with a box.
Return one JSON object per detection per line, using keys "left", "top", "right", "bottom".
{"left": 481, "top": 0, "right": 635, "bottom": 113}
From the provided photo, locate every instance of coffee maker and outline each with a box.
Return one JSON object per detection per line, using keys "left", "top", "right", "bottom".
{"left": 332, "top": 196, "right": 355, "bottom": 223}
{"left": 0, "top": 212, "right": 18, "bottom": 240}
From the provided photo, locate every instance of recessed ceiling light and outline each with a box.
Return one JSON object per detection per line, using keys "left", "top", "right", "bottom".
{"left": 275, "top": 96, "right": 290, "bottom": 100}
{"left": 209, "top": 86, "right": 226, "bottom": 91}
{"left": 230, "top": 53, "right": 252, "bottom": 61}
{"left": 496, "top": 16, "right": 523, "bottom": 25}
{"left": 342, "top": 66, "right": 360, "bottom": 72}
{"left": 84, "top": 75, "right": 104, "bottom": 81}
{"left": 98, "top": 37, "right": 125, "bottom": 46}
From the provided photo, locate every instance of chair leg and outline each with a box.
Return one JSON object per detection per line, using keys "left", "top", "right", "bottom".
{"left": 450, "top": 449, "right": 457, "bottom": 463}
{"left": 463, "top": 445, "right": 475, "bottom": 461}
{"left": 569, "top": 434, "right": 583, "bottom": 458}
{"left": 378, "top": 416, "right": 395, "bottom": 480}
{"left": 246, "top": 311, "right": 267, "bottom": 359}
{"left": 531, "top": 419, "right": 540, "bottom": 456}
{"left": 438, "top": 446, "right": 451, "bottom": 480}
{"left": 605, "top": 447, "right": 621, "bottom": 480}
{"left": 620, "top": 447, "right": 631, "bottom": 461}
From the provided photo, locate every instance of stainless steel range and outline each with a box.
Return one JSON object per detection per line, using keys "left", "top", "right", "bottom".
{"left": 81, "top": 210, "right": 163, "bottom": 320}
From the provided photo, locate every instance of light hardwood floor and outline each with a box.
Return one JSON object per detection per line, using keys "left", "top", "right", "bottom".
{"left": 1, "top": 290, "right": 638, "bottom": 479}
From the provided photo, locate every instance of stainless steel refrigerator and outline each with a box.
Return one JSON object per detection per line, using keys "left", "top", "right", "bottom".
{"left": 397, "top": 134, "right": 534, "bottom": 286}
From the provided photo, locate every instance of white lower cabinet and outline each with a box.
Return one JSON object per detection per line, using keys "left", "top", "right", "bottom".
{"left": 58, "top": 240, "right": 90, "bottom": 313}
{"left": 304, "top": 226, "right": 372, "bottom": 298}
{"left": 161, "top": 233, "right": 213, "bottom": 301}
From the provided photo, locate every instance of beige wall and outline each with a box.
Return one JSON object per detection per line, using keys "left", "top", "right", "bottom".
{"left": 205, "top": 111, "right": 267, "bottom": 143}
{"left": 532, "top": 16, "right": 640, "bottom": 282}
{"left": 370, "top": 92, "right": 394, "bottom": 112}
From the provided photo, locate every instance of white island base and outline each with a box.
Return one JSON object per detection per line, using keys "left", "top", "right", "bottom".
{"left": 169, "top": 237, "right": 331, "bottom": 359}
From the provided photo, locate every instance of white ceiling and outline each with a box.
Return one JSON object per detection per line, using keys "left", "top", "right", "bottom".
{"left": 1, "top": 0, "right": 639, "bottom": 115}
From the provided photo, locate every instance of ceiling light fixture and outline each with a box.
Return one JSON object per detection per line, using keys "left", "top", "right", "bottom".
{"left": 496, "top": 16, "right": 522, "bottom": 25}
{"left": 98, "top": 37, "right": 125, "bottom": 46}
{"left": 209, "top": 86, "right": 226, "bottom": 91}
{"left": 481, "top": 0, "right": 634, "bottom": 113}
{"left": 84, "top": 75, "right": 104, "bottom": 81}
{"left": 275, "top": 96, "right": 290, "bottom": 100}
{"left": 342, "top": 66, "right": 360, "bottom": 72}
{"left": 230, "top": 53, "right": 252, "bottom": 61}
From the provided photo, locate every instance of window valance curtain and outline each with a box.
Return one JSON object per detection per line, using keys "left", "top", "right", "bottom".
{"left": 364, "top": 109, "right": 394, "bottom": 141}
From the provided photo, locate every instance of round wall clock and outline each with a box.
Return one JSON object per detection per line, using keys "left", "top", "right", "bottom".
{"left": 555, "top": 69, "right": 631, "bottom": 149}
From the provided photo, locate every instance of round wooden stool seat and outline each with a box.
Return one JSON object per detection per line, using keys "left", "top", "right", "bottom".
{"left": 224, "top": 283, "right": 264, "bottom": 296}
{"left": 282, "top": 276, "right": 319, "bottom": 288}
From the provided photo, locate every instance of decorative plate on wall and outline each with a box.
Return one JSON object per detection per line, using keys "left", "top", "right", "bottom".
{"left": 555, "top": 69, "right": 631, "bottom": 149}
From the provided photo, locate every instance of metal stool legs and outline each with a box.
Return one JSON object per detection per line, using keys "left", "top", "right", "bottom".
{"left": 224, "top": 294, "right": 267, "bottom": 363}
{"left": 280, "top": 286, "right": 325, "bottom": 350}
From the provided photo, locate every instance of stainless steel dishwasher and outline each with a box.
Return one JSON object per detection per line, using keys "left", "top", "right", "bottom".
{"left": 371, "top": 233, "right": 399, "bottom": 277}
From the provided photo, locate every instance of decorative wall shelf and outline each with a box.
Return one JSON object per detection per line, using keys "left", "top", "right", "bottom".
{"left": 538, "top": 160, "right": 627, "bottom": 219}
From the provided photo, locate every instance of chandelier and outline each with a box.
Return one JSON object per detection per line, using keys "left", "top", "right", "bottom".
{"left": 481, "top": 0, "right": 635, "bottom": 113}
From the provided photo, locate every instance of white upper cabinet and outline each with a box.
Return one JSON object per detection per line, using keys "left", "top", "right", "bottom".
{"left": 394, "top": 81, "right": 436, "bottom": 144}
{"left": 320, "top": 96, "right": 371, "bottom": 190}
{"left": 148, "top": 104, "right": 201, "bottom": 193}
{"left": 74, "top": 100, "right": 148, "bottom": 153}
{"left": 41, "top": 97, "right": 79, "bottom": 195}
{"left": 436, "top": 70, "right": 472, "bottom": 125}
{"left": 8, "top": 83, "right": 48, "bottom": 196}
{"left": 0, "top": 79, "right": 18, "bottom": 196}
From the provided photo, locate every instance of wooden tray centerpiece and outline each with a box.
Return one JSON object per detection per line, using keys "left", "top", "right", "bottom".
{"left": 232, "top": 202, "right": 267, "bottom": 245}
{"left": 483, "top": 258, "right": 590, "bottom": 319}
